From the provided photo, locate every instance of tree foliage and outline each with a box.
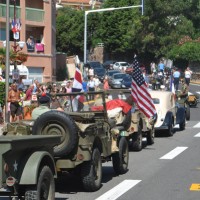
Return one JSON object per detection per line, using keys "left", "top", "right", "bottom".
{"left": 56, "top": 7, "right": 84, "bottom": 57}
{"left": 56, "top": 0, "right": 200, "bottom": 65}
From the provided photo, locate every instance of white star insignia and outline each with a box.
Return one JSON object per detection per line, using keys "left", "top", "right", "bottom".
{"left": 13, "top": 160, "right": 18, "bottom": 172}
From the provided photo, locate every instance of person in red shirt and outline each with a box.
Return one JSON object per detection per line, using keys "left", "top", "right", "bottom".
{"left": 25, "top": 84, "right": 34, "bottom": 100}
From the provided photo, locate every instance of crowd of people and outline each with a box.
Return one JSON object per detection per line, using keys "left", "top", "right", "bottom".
{"left": 4, "top": 58, "right": 194, "bottom": 123}
{"left": 149, "top": 60, "right": 193, "bottom": 92}
{"left": 6, "top": 73, "right": 110, "bottom": 122}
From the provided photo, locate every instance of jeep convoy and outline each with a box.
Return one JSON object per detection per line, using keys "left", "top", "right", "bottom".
{"left": 0, "top": 90, "right": 137, "bottom": 199}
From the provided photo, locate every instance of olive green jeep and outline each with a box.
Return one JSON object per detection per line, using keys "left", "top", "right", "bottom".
{"left": 2, "top": 90, "right": 130, "bottom": 194}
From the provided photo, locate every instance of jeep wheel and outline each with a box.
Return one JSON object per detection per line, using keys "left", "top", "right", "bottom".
{"left": 130, "top": 124, "right": 143, "bottom": 151}
{"left": 112, "top": 137, "right": 129, "bottom": 175}
{"left": 147, "top": 127, "right": 155, "bottom": 145}
{"left": 81, "top": 148, "right": 102, "bottom": 192}
{"left": 32, "top": 111, "right": 78, "bottom": 157}
{"left": 25, "top": 166, "right": 55, "bottom": 200}
{"left": 179, "top": 117, "right": 186, "bottom": 131}
{"left": 167, "top": 121, "right": 174, "bottom": 137}
{"left": 185, "top": 103, "right": 190, "bottom": 121}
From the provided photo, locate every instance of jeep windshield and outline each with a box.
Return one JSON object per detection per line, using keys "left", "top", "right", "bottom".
{"left": 52, "top": 91, "right": 107, "bottom": 113}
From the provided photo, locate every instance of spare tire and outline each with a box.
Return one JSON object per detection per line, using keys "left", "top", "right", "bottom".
{"left": 32, "top": 110, "right": 78, "bottom": 157}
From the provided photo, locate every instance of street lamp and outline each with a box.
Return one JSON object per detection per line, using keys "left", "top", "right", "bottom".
{"left": 84, "top": 3, "right": 144, "bottom": 63}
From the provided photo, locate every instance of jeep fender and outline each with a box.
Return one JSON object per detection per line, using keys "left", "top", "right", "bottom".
{"left": 19, "top": 151, "right": 56, "bottom": 185}
{"left": 163, "top": 112, "right": 174, "bottom": 127}
{"left": 176, "top": 107, "right": 185, "bottom": 124}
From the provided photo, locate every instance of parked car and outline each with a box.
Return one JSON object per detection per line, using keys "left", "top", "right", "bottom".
{"left": 109, "top": 73, "right": 127, "bottom": 89}
{"left": 121, "top": 74, "right": 132, "bottom": 88}
{"left": 84, "top": 61, "right": 104, "bottom": 69}
{"left": 103, "top": 60, "right": 117, "bottom": 70}
{"left": 106, "top": 70, "right": 121, "bottom": 85}
{"left": 149, "top": 90, "right": 186, "bottom": 136}
{"left": 94, "top": 67, "right": 106, "bottom": 82}
{"left": 113, "top": 62, "right": 129, "bottom": 71}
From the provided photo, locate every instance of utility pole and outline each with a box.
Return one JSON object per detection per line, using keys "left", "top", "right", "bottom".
{"left": 5, "top": 0, "right": 10, "bottom": 123}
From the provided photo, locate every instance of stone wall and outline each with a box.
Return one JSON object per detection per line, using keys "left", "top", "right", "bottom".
{"left": 88, "top": 46, "right": 104, "bottom": 63}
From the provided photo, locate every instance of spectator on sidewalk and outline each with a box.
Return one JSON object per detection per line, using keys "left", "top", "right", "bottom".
{"left": 173, "top": 67, "right": 181, "bottom": 91}
{"left": 7, "top": 84, "right": 22, "bottom": 122}
{"left": 184, "top": 67, "right": 193, "bottom": 86}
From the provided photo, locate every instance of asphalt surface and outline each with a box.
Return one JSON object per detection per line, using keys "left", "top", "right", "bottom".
{"left": 54, "top": 83, "right": 200, "bottom": 200}
{"left": 0, "top": 82, "right": 199, "bottom": 200}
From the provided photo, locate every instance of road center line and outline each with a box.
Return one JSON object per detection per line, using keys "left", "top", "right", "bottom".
{"left": 95, "top": 180, "right": 141, "bottom": 200}
{"left": 194, "top": 132, "right": 200, "bottom": 137}
{"left": 193, "top": 122, "right": 200, "bottom": 128}
{"left": 160, "top": 147, "right": 188, "bottom": 160}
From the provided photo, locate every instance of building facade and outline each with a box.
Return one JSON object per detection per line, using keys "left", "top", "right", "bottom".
{"left": 56, "top": 0, "right": 103, "bottom": 10}
{"left": 0, "top": 0, "right": 57, "bottom": 83}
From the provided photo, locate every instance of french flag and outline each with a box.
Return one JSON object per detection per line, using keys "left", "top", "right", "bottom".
{"left": 72, "top": 67, "right": 84, "bottom": 111}
{"left": 72, "top": 66, "right": 83, "bottom": 92}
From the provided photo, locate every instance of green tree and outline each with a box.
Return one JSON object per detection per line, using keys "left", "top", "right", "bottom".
{"left": 56, "top": 7, "right": 84, "bottom": 58}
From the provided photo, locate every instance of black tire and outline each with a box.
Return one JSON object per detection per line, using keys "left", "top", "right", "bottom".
{"left": 147, "top": 127, "right": 155, "bottom": 145}
{"left": 179, "top": 121, "right": 185, "bottom": 130}
{"left": 179, "top": 113, "right": 186, "bottom": 131}
{"left": 32, "top": 110, "right": 78, "bottom": 157}
{"left": 185, "top": 103, "right": 190, "bottom": 121}
{"left": 167, "top": 121, "right": 174, "bottom": 137}
{"left": 112, "top": 137, "right": 129, "bottom": 175}
{"left": 81, "top": 148, "right": 102, "bottom": 192}
{"left": 25, "top": 166, "right": 55, "bottom": 200}
{"left": 130, "top": 124, "right": 143, "bottom": 151}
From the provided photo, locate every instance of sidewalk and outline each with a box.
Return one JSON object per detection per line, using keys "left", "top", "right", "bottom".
{"left": 190, "top": 80, "right": 200, "bottom": 85}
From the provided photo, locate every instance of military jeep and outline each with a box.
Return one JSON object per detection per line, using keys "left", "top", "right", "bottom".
{"left": 1, "top": 91, "right": 130, "bottom": 199}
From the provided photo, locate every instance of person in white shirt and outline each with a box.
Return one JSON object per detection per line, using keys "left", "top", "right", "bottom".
{"left": 88, "top": 67, "right": 94, "bottom": 78}
{"left": 87, "top": 76, "right": 95, "bottom": 100}
{"left": 184, "top": 67, "right": 192, "bottom": 86}
{"left": 94, "top": 75, "right": 101, "bottom": 90}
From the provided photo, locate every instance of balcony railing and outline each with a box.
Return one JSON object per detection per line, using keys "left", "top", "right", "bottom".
{"left": 26, "top": 8, "right": 44, "bottom": 22}
{"left": 0, "top": 4, "right": 44, "bottom": 22}
{"left": 0, "top": 4, "right": 20, "bottom": 18}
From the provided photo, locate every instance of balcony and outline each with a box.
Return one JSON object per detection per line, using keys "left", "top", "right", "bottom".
{"left": 26, "top": 8, "right": 44, "bottom": 22}
{"left": 0, "top": 4, "right": 44, "bottom": 22}
{"left": 0, "top": 4, "right": 20, "bottom": 18}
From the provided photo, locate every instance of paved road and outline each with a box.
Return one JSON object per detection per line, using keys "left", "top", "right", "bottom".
{"left": 55, "top": 83, "right": 200, "bottom": 200}
{"left": 0, "top": 83, "right": 199, "bottom": 200}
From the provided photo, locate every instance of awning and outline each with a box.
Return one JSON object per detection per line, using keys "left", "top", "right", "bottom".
{"left": 9, "top": 65, "right": 29, "bottom": 76}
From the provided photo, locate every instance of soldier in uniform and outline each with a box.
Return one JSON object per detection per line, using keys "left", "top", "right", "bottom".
{"left": 31, "top": 92, "right": 51, "bottom": 119}
{"left": 177, "top": 79, "right": 188, "bottom": 98}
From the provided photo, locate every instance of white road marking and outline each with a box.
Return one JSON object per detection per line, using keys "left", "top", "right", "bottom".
{"left": 194, "top": 132, "right": 200, "bottom": 137}
{"left": 95, "top": 180, "right": 141, "bottom": 200}
{"left": 196, "top": 92, "right": 200, "bottom": 94}
{"left": 160, "top": 147, "right": 188, "bottom": 160}
{"left": 188, "top": 92, "right": 193, "bottom": 95}
{"left": 193, "top": 122, "right": 200, "bottom": 128}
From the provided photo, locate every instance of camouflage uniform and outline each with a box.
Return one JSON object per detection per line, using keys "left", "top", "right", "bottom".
{"left": 179, "top": 82, "right": 188, "bottom": 97}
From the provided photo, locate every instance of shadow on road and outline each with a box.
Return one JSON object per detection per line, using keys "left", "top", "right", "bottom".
{"left": 55, "top": 166, "right": 116, "bottom": 197}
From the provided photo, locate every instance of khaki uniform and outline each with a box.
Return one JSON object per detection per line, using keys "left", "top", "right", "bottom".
{"left": 31, "top": 105, "right": 50, "bottom": 120}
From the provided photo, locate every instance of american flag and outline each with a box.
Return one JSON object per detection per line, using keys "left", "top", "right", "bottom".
{"left": 131, "top": 57, "right": 156, "bottom": 118}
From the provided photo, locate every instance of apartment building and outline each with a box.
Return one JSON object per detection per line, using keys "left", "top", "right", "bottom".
{"left": 0, "top": 0, "right": 56, "bottom": 83}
